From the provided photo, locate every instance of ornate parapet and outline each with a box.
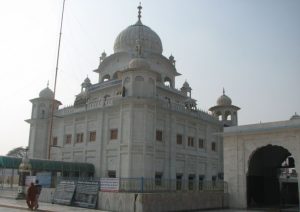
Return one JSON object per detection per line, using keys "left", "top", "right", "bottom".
{"left": 158, "top": 97, "right": 219, "bottom": 124}
{"left": 55, "top": 96, "right": 121, "bottom": 117}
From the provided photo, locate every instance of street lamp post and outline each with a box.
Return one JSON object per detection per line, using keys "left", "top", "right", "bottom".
{"left": 16, "top": 148, "right": 32, "bottom": 199}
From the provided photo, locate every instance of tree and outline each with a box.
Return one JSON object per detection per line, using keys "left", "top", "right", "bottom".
{"left": 6, "top": 146, "right": 27, "bottom": 158}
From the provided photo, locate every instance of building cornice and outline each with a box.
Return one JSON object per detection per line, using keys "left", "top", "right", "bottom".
{"left": 222, "top": 119, "right": 300, "bottom": 137}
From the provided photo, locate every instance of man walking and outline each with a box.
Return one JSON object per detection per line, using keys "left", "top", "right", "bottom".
{"left": 33, "top": 179, "right": 42, "bottom": 210}
{"left": 26, "top": 182, "right": 37, "bottom": 210}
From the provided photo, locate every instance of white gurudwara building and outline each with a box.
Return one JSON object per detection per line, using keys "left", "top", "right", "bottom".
{"left": 26, "top": 5, "right": 239, "bottom": 182}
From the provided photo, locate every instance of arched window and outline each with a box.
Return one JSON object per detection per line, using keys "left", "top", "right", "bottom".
{"left": 211, "top": 142, "right": 217, "bottom": 152}
{"left": 225, "top": 111, "right": 232, "bottom": 121}
{"left": 164, "top": 81, "right": 171, "bottom": 87}
{"left": 216, "top": 111, "right": 222, "bottom": 121}
{"left": 102, "top": 74, "right": 110, "bottom": 82}
{"left": 41, "top": 110, "right": 45, "bottom": 119}
{"left": 164, "top": 77, "right": 172, "bottom": 88}
{"left": 39, "top": 103, "right": 46, "bottom": 119}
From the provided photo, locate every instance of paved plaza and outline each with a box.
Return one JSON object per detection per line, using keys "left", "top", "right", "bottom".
{"left": 0, "top": 197, "right": 259, "bottom": 212}
{"left": 0, "top": 197, "right": 106, "bottom": 211}
{"left": 0, "top": 197, "right": 298, "bottom": 212}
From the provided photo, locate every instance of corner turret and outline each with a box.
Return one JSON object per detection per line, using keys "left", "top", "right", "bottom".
{"left": 209, "top": 89, "right": 240, "bottom": 127}
{"left": 26, "top": 84, "right": 61, "bottom": 159}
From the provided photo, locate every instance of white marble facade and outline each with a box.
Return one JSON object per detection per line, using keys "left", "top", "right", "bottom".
{"left": 27, "top": 6, "right": 228, "bottom": 182}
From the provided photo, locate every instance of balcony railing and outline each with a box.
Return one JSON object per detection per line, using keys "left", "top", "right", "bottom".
{"left": 55, "top": 96, "right": 121, "bottom": 116}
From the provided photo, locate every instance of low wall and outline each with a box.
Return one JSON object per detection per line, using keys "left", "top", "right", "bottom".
{"left": 98, "top": 191, "right": 228, "bottom": 212}
{"left": 38, "top": 189, "right": 228, "bottom": 211}
{"left": 98, "top": 192, "right": 136, "bottom": 211}
{"left": 136, "top": 192, "right": 228, "bottom": 212}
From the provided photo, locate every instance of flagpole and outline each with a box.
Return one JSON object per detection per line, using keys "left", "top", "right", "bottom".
{"left": 48, "top": 0, "right": 66, "bottom": 159}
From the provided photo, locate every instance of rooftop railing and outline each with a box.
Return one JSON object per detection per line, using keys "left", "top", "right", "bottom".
{"left": 55, "top": 96, "right": 119, "bottom": 116}
{"left": 158, "top": 96, "right": 219, "bottom": 123}
{"left": 55, "top": 89, "right": 218, "bottom": 124}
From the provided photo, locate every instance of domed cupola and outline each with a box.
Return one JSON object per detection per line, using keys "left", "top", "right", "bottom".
{"left": 39, "top": 85, "right": 54, "bottom": 99}
{"left": 113, "top": 3, "right": 163, "bottom": 55}
{"left": 181, "top": 80, "right": 192, "bottom": 97}
{"left": 290, "top": 112, "right": 300, "bottom": 120}
{"left": 209, "top": 88, "right": 240, "bottom": 127}
{"left": 81, "top": 76, "right": 92, "bottom": 90}
{"left": 182, "top": 81, "right": 190, "bottom": 88}
{"left": 217, "top": 90, "right": 232, "bottom": 106}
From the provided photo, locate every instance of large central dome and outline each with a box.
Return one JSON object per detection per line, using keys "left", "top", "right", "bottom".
{"left": 113, "top": 20, "right": 163, "bottom": 54}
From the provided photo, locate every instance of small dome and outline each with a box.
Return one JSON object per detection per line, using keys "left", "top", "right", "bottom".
{"left": 217, "top": 94, "right": 232, "bottom": 106}
{"left": 290, "top": 112, "right": 300, "bottom": 120}
{"left": 82, "top": 77, "right": 92, "bottom": 89}
{"left": 74, "top": 92, "right": 88, "bottom": 107}
{"left": 129, "top": 57, "right": 150, "bottom": 69}
{"left": 182, "top": 81, "right": 190, "bottom": 88}
{"left": 84, "top": 77, "right": 91, "bottom": 84}
{"left": 39, "top": 87, "right": 54, "bottom": 99}
{"left": 114, "top": 21, "right": 163, "bottom": 54}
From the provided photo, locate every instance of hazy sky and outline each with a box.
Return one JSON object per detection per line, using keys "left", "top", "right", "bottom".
{"left": 0, "top": 0, "right": 299, "bottom": 156}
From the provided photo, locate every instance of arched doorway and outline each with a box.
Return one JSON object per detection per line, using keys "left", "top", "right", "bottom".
{"left": 247, "top": 145, "right": 299, "bottom": 208}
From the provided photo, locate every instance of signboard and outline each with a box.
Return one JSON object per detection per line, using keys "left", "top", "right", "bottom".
{"left": 52, "top": 180, "right": 76, "bottom": 205}
{"left": 36, "top": 172, "right": 51, "bottom": 188}
{"left": 73, "top": 181, "right": 99, "bottom": 209}
{"left": 100, "top": 178, "right": 119, "bottom": 192}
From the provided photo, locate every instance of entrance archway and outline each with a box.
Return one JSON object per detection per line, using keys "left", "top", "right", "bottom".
{"left": 247, "top": 145, "right": 299, "bottom": 208}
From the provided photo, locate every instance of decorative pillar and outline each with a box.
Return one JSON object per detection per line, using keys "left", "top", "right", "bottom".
{"left": 16, "top": 149, "right": 32, "bottom": 199}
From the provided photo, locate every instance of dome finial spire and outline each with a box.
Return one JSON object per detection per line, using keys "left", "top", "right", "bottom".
{"left": 223, "top": 87, "right": 225, "bottom": 95}
{"left": 137, "top": 2, "right": 142, "bottom": 22}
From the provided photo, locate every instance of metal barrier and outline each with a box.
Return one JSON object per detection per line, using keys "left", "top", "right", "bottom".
{"left": 0, "top": 168, "right": 19, "bottom": 189}
{"left": 119, "top": 178, "right": 227, "bottom": 193}
{"left": 56, "top": 177, "right": 228, "bottom": 193}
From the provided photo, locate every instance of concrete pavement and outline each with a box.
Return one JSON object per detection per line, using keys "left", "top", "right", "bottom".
{"left": 0, "top": 197, "right": 261, "bottom": 212}
{"left": 0, "top": 197, "right": 108, "bottom": 212}
{"left": 0, "top": 196, "right": 298, "bottom": 212}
